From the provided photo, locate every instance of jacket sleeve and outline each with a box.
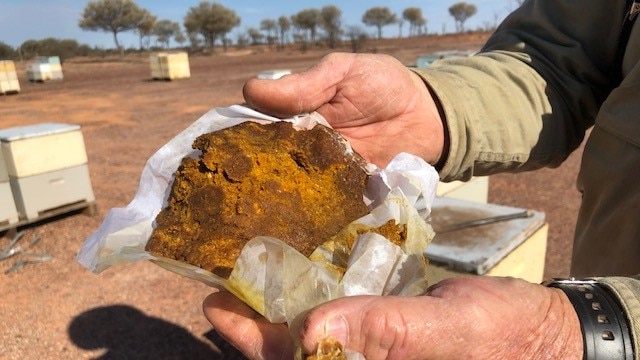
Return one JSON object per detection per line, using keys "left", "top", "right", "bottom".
{"left": 409, "top": 0, "right": 640, "bottom": 354}
{"left": 411, "top": 0, "right": 628, "bottom": 181}
{"left": 598, "top": 276, "right": 640, "bottom": 359}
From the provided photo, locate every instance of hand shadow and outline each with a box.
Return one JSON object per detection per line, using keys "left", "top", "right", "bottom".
{"left": 69, "top": 304, "right": 246, "bottom": 359}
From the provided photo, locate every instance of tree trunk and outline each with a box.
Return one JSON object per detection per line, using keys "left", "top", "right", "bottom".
{"left": 113, "top": 30, "right": 123, "bottom": 57}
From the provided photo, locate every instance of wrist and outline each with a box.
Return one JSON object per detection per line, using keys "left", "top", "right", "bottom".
{"left": 544, "top": 278, "right": 634, "bottom": 360}
{"left": 541, "top": 286, "right": 584, "bottom": 359}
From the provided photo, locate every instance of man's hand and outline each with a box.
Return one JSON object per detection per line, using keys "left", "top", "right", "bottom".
{"left": 203, "top": 276, "right": 583, "bottom": 359}
{"left": 243, "top": 52, "right": 446, "bottom": 168}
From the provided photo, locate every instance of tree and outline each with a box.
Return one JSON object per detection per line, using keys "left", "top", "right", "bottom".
{"left": 247, "top": 28, "right": 263, "bottom": 45}
{"left": 291, "top": 9, "right": 320, "bottom": 43}
{"left": 187, "top": 31, "right": 201, "bottom": 49}
{"left": 397, "top": 18, "right": 404, "bottom": 38}
{"left": 260, "top": 19, "right": 278, "bottom": 46}
{"left": 449, "top": 2, "right": 477, "bottom": 32}
{"left": 19, "top": 38, "right": 91, "bottom": 62}
{"left": 174, "top": 30, "right": 187, "bottom": 47}
{"left": 319, "top": 5, "right": 342, "bottom": 49}
{"left": 78, "top": 0, "right": 147, "bottom": 53}
{"left": 236, "top": 33, "right": 249, "bottom": 48}
{"left": 345, "top": 26, "right": 368, "bottom": 53}
{"left": 184, "top": 2, "right": 240, "bottom": 50}
{"left": 403, "top": 7, "right": 426, "bottom": 37}
{"left": 135, "top": 9, "right": 156, "bottom": 50}
{"left": 362, "top": 7, "right": 397, "bottom": 40}
{"left": 277, "top": 16, "right": 291, "bottom": 47}
{"left": 0, "top": 41, "right": 15, "bottom": 59}
{"left": 154, "top": 19, "right": 182, "bottom": 48}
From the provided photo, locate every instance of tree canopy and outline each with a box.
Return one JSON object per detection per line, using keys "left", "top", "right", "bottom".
{"left": 260, "top": 19, "right": 278, "bottom": 45}
{"left": 362, "top": 7, "right": 397, "bottom": 40}
{"left": 277, "top": 16, "right": 291, "bottom": 46}
{"left": 449, "top": 2, "right": 478, "bottom": 32}
{"left": 78, "top": 0, "right": 148, "bottom": 51}
{"left": 319, "top": 6, "right": 342, "bottom": 48}
{"left": 0, "top": 41, "right": 15, "bottom": 59}
{"left": 291, "top": 9, "right": 321, "bottom": 42}
{"left": 154, "top": 20, "right": 183, "bottom": 48}
{"left": 403, "top": 7, "right": 426, "bottom": 36}
{"left": 19, "top": 38, "right": 91, "bottom": 61}
{"left": 134, "top": 9, "right": 156, "bottom": 49}
{"left": 184, "top": 2, "right": 240, "bottom": 49}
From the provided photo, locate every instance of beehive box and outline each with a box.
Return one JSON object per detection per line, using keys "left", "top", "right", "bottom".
{"left": 150, "top": 52, "right": 191, "bottom": 80}
{"left": 9, "top": 165, "right": 95, "bottom": 220}
{"left": 27, "top": 56, "right": 63, "bottom": 81}
{"left": 27, "top": 63, "right": 52, "bottom": 82}
{"left": 437, "top": 176, "right": 489, "bottom": 203}
{"left": 0, "top": 146, "right": 19, "bottom": 225}
{"left": 0, "top": 123, "right": 88, "bottom": 177}
{"left": 426, "top": 197, "right": 548, "bottom": 284}
{"left": 0, "top": 123, "right": 94, "bottom": 220}
{"left": 0, "top": 60, "right": 20, "bottom": 94}
{"left": 36, "top": 56, "right": 63, "bottom": 80}
{"left": 257, "top": 69, "right": 292, "bottom": 79}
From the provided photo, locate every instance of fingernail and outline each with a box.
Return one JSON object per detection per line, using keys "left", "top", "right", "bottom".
{"left": 325, "top": 315, "right": 348, "bottom": 345}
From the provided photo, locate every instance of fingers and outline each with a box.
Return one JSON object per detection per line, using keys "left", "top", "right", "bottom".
{"left": 243, "top": 53, "right": 353, "bottom": 118}
{"left": 203, "top": 291, "right": 294, "bottom": 360}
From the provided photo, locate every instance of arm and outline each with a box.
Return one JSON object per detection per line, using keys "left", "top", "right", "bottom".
{"left": 414, "top": 0, "right": 628, "bottom": 180}
{"left": 599, "top": 276, "right": 640, "bottom": 358}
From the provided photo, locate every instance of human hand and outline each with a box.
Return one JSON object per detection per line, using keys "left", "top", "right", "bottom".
{"left": 243, "top": 52, "right": 446, "bottom": 168}
{"left": 203, "top": 276, "right": 582, "bottom": 359}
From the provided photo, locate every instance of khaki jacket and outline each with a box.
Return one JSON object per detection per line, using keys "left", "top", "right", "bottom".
{"left": 412, "top": 0, "right": 639, "bottom": 356}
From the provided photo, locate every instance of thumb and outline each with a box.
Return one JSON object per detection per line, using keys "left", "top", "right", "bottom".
{"left": 291, "top": 295, "right": 430, "bottom": 360}
{"left": 242, "top": 53, "right": 353, "bottom": 118}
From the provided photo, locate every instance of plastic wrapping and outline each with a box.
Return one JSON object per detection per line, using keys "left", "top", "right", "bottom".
{"left": 76, "top": 104, "right": 439, "bottom": 329}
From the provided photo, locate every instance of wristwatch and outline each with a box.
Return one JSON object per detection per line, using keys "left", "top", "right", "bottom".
{"left": 543, "top": 278, "right": 634, "bottom": 359}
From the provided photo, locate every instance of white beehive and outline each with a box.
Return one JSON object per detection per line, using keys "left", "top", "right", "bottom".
{"left": 150, "top": 52, "right": 191, "bottom": 80}
{"left": 0, "top": 123, "right": 87, "bottom": 177}
{"left": 27, "top": 56, "right": 63, "bottom": 81}
{"left": 0, "top": 123, "right": 95, "bottom": 220}
{"left": 27, "top": 63, "right": 52, "bottom": 81}
{"left": 0, "top": 146, "right": 19, "bottom": 225}
{"left": 0, "top": 60, "right": 20, "bottom": 94}
{"left": 426, "top": 197, "right": 548, "bottom": 284}
{"left": 257, "top": 69, "right": 292, "bottom": 79}
{"left": 436, "top": 176, "right": 489, "bottom": 204}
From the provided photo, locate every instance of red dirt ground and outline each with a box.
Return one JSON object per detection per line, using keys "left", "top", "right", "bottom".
{"left": 0, "top": 33, "right": 583, "bottom": 359}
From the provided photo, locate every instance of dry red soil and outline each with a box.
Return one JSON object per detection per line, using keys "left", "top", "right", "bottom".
{"left": 0, "top": 33, "right": 583, "bottom": 359}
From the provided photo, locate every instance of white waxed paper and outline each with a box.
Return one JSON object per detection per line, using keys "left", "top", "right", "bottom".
{"left": 76, "top": 105, "right": 439, "bottom": 328}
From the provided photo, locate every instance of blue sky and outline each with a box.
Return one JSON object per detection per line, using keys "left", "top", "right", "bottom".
{"left": 0, "top": 0, "right": 519, "bottom": 49}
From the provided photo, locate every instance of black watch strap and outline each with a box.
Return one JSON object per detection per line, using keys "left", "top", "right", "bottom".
{"left": 544, "top": 278, "right": 634, "bottom": 360}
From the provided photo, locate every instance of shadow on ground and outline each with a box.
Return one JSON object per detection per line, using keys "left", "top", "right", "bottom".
{"left": 69, "top": 305, "right": 247, "bottom": 359}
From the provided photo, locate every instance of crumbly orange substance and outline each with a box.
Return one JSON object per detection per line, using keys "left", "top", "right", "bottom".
{"left": 306, "top": 336, "right": 346, "bottom": 360}
{"left": 145, "top": 121, "right": 369, "bottom": 278}
{"left": 310, "top": 219, "right": 409, "bottom": 275}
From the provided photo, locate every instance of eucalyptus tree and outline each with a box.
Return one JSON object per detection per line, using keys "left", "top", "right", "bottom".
{"left": 362, "top": 7, "right": 397, "bottom": 39}
{"left": 449, "top": 2, "right": 478, "bottom": 32}
{"left": 79, "top": 0, "right": 148, "bottom": 53}
{"left": 184, "top": 2, "right": 240, "bottom": 50}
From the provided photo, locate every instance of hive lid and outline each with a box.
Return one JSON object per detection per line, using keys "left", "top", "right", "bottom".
{"left": 0, "top": 122, "right": 80, "bottom": 142}
{"left": 426, "top": 196, "right": 545, "bottom": 275}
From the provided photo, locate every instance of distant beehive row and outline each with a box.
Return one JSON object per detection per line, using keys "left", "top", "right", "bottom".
{"left": 0, "top": 123, "right": 95, "bottom": 228}
{"left": 150, "top": 52, "right": 190, "bottom": 80}
{"left": 27, "top": 56, "right": 64, "bottom": 82}
{"left": 2, "top": 52, "right": 191, "bottom": 96}
{"left": 0, "top": 60, "right": 20, "bottom": 94}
